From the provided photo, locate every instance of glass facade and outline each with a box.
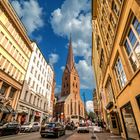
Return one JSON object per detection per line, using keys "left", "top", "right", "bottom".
{"left": 121, "top": 103, "right": 139, "bottom": 139}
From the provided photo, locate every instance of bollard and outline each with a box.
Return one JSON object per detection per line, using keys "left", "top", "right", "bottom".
{"left": 91, "top": 125, "right": 96, "bottom": 139}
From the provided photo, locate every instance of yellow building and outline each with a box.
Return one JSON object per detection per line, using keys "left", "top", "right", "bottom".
{"left": 92, "top": 0, "right": 140, "bottom": 139}
{"left": 0, "top": 0, "right": 32, "bottom": 122}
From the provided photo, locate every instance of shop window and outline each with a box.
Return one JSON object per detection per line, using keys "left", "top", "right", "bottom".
{"left": 136, "top": 94, "right": 140, "bottom": 109}
{"left": 121, "top": 103, "right": 139, "bottom": 139}
{"left": 124, "top": 16, "right": 140, "bottom": 72}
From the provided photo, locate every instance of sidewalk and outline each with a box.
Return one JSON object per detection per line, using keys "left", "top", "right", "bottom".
{"left": 94, "top": 132, "right": 124, "bottom": 140}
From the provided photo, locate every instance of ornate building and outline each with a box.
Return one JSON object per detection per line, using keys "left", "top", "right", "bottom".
{"left": 54, "top": 37, "right": 85, "bottom": 122}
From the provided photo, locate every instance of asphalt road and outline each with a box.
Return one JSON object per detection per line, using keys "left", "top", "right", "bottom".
{"left": 0, "top": 130, "right": 75, "bottom": 140}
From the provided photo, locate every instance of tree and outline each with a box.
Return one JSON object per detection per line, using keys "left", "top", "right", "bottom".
{"left": 88, "top": 111, "right": 96, "bottom": 121}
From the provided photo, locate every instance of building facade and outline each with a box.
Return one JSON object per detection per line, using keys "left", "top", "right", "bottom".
{"left": 17, "top": 42, "right": 54, "bottom": 124}
{"left": 54, "top": 38, "right": 85, "bottom": 123}
{"left": 92, "top": 0, "right": 140, "bottom": 139}
{"left": 0, "top": 0, "right": 32, "bottom": 122}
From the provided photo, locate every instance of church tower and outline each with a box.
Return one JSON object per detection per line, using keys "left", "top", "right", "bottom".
{"left": 54, "top": 36, "right": 85, "bottom": 122}
{"left": 61, "top": 36, "right": 80, "bottom": 98}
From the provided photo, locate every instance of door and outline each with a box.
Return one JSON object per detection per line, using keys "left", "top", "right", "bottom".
{"left": 121, "top": 102, "right": 139, "bottom": 140}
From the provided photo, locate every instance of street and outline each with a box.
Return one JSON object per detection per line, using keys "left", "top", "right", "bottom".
{"left": 0, "top": 131, "right": 78, "bottom": 140}
{"left": 0, "top": 131, "right": 76, "bottom": 140}
{"left": 0, "top": 130, "right": 125, "bottom": 140}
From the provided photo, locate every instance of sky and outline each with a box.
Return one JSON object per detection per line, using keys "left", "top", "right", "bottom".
{"left": 10, "top": 0, "right": 95, "bottom": 111}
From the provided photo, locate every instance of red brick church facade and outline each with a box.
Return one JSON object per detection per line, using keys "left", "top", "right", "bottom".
{"left": 54, "top": 37, "right": 85, "bottom": 122}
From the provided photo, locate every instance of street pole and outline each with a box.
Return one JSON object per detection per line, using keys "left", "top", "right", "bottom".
{"left": 82, "top": 92, "right": 86, "bottom": 119}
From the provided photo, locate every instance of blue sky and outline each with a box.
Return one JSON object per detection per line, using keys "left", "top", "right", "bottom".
{"left": 10, "top": 0, "right": 95, "bottom": 109}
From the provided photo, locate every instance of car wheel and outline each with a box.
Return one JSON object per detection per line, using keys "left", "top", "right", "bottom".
{"left": 41, "top": 134, "right": 45, "bottom": 138}
{"left": 15, "top": 130, "right": 19, "bottom": 134}
{"left": 30, "top": 128, "right": 33, "bottom": 132}
{"left": 63, "top": 130, "right": 65, "bottom": 135}
{"left": 56, "top": 132, "right": 60, "bottom": 138}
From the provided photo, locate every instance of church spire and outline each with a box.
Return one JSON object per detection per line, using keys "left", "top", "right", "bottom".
{"left": 66, "top": 34, "right": 74, "bottom": 71}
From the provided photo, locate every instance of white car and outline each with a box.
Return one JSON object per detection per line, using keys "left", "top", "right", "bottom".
{"left": 77, "top": 123, "right": 89, "bottom": 133}
{"left": 93, "top": 125, "right": 102, "bottom": 132}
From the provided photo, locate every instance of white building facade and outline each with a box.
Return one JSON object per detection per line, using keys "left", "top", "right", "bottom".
{"left": 17, "top": 42, "right": 54, "bottom": 124}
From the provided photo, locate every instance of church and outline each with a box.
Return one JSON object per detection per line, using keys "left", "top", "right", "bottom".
{"left": 54, "top": 37, "right": 85, "bottom": 122}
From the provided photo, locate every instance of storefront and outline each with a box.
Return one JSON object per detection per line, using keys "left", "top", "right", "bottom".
{"left": 121, "top": 102, "right": 140, "bottom": 140}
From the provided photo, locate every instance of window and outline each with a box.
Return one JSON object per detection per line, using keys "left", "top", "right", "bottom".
{"left": 24, "top": 91, "right": 28, "bottom": 101}
{"left": 112, "top": 0, "right": 119, "bottom": 16}
{"left": 32, "top": 81, "right": 35, "bottom": 88}
{"left": 9, "top": 87, "right": 16, "bottom": 98}
{"left": 31, "top": 67, "right": 33, "bottom": 73}
{"left": 74, "top": 77, "right": 76, "bottom": 80}
{"left": 110, "top": 14, "right": 116, "bottom": 28}
{"left": 136, "top": 94, "right": 140, "bottom": 109}
{"left": 114, "top": 57, "right": 127, "bottom": 89}
{"left": 0, "top": 83, "right": 8, "bottom": 95}
{"left": 28, "top": 77, "right": 31, "bottom": 85}
{"left": 29, "top": 94, "right": 32, "bottom": 103}
{"left": 105, "top": 77, "right": 115, "bottom": 102}
{"left": 33, "top": 96, "right": 36, "bottom": 105}
{"left": 124, "top": 17, "right": 140, "bottom": 72}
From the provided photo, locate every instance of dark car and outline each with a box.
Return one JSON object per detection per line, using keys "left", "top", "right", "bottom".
{"left": 0, "top": 122, "right": 21, "bottom": 136}
{"left": 40, "top": 122, "right": 65, "bottom": 138}
{"left": 65, "top": 123, "right": 75, "bottom": 130}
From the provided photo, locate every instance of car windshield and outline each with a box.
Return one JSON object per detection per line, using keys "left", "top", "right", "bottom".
{"left": 23, "top": 122, "right": 31, "bottom": 125}
{"left": 46, "top": 123, "right": 56, "bottom": 128}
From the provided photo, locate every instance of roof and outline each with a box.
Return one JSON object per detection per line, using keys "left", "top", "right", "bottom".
{"left": 57, "top": 95, "right": 69, "bottom": 103}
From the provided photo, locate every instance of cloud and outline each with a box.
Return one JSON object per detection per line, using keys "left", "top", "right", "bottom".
{"left": 55, "top": 85, "right": 61, "bottom": 95}
{"left": 61, "top": 66, "right": 65, "bottom": 72}
{"left": 51, "top": 0, "right": 95, "bottom": 89}
{"left": 50, "top": 0, "right": 91, "bottom": 59}
{"left": 86, "top": 100, "right": 94, "bottom": 112}
{"left": 76, "top": 60, "right": 95, "bottom": 89}
{"left": 11, "top": 0, "right": 44, "bottom": 35}
{"left": 49, "top": 53, "right": 59, "bottom": 66}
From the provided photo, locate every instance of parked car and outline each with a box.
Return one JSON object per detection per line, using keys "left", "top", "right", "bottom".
{"left": 0, "top": 121, "right": 21, "bottom": 136}
{"left": 20, "top": 122, "right": 40, "bottom": 132}
{"left": 40, "top": 122, "right": 65, "bottom": 138}
{"left": 77, "top": 123, "right": 89, "bottom": 133}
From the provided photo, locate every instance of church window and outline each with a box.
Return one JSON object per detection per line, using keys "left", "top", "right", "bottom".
{"left": 73, "top": 83, "right": 75, "bottom": 87}
{"left": 64, "top": 84, "right": 65, "bottom": 88}
{"left": 65, "top": 77, "right": 67, "bottom": 80}
{"left": 67, "top": 83, "right": 68, "bottom": 87}
{"left": 74, "top": 77, "right": 76, "bottom": 80}
{"left": 76, "top": 83, "right": 77, "bottom": 88}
